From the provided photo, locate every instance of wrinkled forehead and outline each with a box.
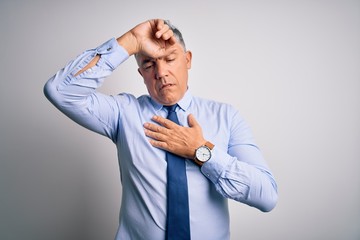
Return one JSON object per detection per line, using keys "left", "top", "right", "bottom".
{"left": 135, "top": 42, "right": 185, "bottom": 65}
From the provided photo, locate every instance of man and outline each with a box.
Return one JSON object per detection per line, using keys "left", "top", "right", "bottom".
{"left": 44, "top": 19, "right": 278, "bottom": 240}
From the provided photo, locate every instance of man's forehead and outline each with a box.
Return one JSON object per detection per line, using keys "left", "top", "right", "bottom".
{"left": 136, "top": 44, "right": 184, "bottom": 62}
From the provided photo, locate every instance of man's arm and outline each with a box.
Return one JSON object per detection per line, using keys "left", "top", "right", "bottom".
{"left": 144, "top": 110, "right": 278, "bottom": 212}
{"left": 43, "top": 38, "right": 129, "bottom": 140}
{"left": 74, "top": 19, "right": 176, "bottom": 76}
{"left": 44, "top": 19, "right": 176, "bottom": 139}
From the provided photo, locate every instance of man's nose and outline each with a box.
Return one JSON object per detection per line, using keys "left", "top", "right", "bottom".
{"left": 155, "top": 61, "right": 168, "bottom": 80}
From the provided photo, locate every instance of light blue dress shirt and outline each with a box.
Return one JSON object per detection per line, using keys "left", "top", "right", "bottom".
{"left": 44, "top": 38, "right": 278, "bottom": 240}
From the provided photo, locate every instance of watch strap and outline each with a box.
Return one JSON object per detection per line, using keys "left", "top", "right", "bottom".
{"left": 204, "top": 141, "right": 214, "bottom": 150}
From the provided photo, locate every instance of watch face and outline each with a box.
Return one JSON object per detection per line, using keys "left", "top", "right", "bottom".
{"left": 196, "top": 146, "right": 211, "bottom": 162}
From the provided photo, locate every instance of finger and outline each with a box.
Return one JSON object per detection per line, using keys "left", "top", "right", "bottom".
{"left": 144, "top": 128, "right": 167, "bottom": 141}
{"left": 156, "top": 19, "right": 165, "bottom": 31}
{"left": 151, "top": 115, "right": 178, "bottom": 129}
{"left": 143, "top": 122, "right": 166, "bottom": 133}
{"left": 155, "top": 21, "right": 170, "bottom": 39}
{"left": 160, "top": 29, "right": 174, "bottom": 41}
{"left": 149, "top": 139, "right": 169, "bottom": 150}
{"left": 187, "top": 114, "right": 199, "bottom": 128}
{"left": 168, "top": 35, "right": 177, "bottom": 45}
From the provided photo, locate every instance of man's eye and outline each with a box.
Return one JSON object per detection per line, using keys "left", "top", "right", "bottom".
{"left": 166, "top": 58, "right": 175, "bottom": 62}
{"left": 144, "top": 64, "right": 153, "bottom": 69}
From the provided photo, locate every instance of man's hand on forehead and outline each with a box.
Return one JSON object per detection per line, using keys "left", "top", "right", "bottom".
{"left": 120, "top": 19, "right": 177, "bottom": 58}
{"left": 144, "top": 19, "right": 178, "bottom": 57}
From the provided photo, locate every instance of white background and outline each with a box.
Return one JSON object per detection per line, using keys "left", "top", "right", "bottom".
{"left": 1, "top": 0, "right": 359, "bottom": 239}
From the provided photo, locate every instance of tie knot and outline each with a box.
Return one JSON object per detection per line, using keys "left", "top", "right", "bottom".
{"left": 164, "top": 104, "right": 178, "bottom": 113}
{"left": 164, "top": 104, "right": 180, "bottom": 124}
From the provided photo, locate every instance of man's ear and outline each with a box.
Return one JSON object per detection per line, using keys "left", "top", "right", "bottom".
{"left": 186, "top": 51, "right": 192, "bottom": 69}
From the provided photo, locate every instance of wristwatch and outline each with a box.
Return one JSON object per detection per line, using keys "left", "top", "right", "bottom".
{"left": 194, "top": 141, "right": 215, "bottom": 166}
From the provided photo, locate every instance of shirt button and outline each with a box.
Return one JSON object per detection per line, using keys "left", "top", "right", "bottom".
{"left": 107, "top": 47, "right": 112, "bottom": 51}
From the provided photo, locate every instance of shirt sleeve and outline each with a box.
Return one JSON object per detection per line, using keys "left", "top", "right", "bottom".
{"left": 200, "top": 110, "right": 278, "bottom": 212}
{"left": 43, "top": 38, "right": 129, "bottom": 141}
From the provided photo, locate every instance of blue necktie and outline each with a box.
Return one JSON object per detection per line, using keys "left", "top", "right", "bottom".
{"left": 165, "top": 104, "right": 191, "bottom": 240}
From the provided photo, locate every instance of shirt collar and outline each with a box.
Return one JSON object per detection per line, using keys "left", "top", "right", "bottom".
{"left": 150, "top": 90, "right": 193, "bottom": 112}
{"left": 177, "top": 90, "right": 192, "bottom": 112}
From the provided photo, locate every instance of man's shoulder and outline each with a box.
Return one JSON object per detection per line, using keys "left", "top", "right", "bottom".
{"left": 112, "top": 93, "right": 150, "bottom": 104}
{"left": 109, "top": 93, "right": 151, "bottom": 112}
{"left": 192, "top": 95, "right": 236, "bottom": 111}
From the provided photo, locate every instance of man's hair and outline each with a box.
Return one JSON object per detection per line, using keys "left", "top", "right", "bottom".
{"left": 164, "top": 20, "right": 186, "bottom": 51}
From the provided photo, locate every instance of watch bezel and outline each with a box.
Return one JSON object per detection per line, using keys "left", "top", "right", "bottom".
{"left": 195, "top": 145, "right": 212, "bottom": 162}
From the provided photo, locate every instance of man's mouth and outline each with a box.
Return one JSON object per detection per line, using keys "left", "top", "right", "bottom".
{"left": 160, "top": 83, "right": 174, "bottom": 90}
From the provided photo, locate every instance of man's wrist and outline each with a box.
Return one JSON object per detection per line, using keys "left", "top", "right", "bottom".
{"left": 116, "top": 32, "right": 138, "bottom": 56}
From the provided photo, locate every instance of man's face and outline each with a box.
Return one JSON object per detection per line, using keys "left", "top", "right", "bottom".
{"left": 136, "top": 43, "right": 192, "bottom": 106}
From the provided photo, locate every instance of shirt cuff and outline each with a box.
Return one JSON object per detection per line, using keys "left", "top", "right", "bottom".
{"left": 95, "top": 38, "right": 129, "bottom": 69}
{"left": 200, "top": 147, "right": 233, "bottom": 184}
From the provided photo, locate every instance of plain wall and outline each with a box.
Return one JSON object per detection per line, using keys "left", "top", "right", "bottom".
{"left": 1, "top": 0, "right": 359, "bottom": 239}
